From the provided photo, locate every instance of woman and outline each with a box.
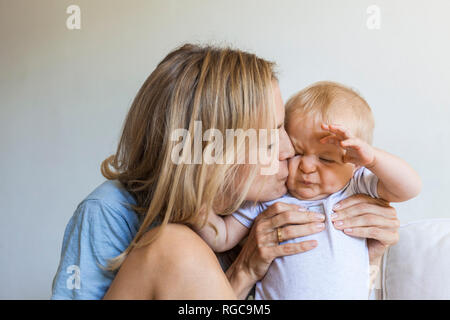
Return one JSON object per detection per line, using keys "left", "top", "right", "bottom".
{"left": 51, "top": 44, "right": 399, "bottom": 300}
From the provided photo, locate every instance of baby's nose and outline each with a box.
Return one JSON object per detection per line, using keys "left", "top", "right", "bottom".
{"left": 299, "top": 156, "right": 317, "bottom": 173}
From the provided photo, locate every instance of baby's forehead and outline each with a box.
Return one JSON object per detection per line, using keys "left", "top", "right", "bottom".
{"left": 287, "top": 116, "right": 345, "bottom": 154}
{"left": 288, "top": 112, "right": 356, "bottom": 136}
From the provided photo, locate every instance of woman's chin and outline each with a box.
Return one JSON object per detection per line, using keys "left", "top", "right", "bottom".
{"left": 273, "top": 184, "right": 288, "bottom": 199}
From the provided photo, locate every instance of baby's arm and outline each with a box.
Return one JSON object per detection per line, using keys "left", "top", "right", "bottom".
{"left": 321, "top": 124, "right": 422, "bottom": 202}
{"left": 193, "top": 209, "right": 249, "bottom": 253}
{"left": 365, "top": 147, "right": 421, "bottom": 202}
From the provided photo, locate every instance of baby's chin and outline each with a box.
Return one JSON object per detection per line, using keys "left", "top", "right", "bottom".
{"left": 287, "top": 186, "right": 330, "bottom": 201}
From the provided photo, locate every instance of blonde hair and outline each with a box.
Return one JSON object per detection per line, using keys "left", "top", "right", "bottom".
{"left": 285, "top": 81, "right": 375, "bottom": 144}
{"left": 101, "top": 43, "right": 277, "bottom": 270}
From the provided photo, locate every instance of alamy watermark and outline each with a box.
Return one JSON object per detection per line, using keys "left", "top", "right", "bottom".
{"left": 366, "top": 5, "right": 381, "bottom": 30}
{"left": 170, "top": 121, "right": 280, "bottom": 175}
{"left": 66, "top": 5, "right": 81, "bottom": 30}
{"left": 66, "top": 264, "right": 81, "bottom": 290}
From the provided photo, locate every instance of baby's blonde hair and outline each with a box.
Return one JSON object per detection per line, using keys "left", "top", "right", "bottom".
{"left": 285, "top": 81, "right": 375, "bottom": 144}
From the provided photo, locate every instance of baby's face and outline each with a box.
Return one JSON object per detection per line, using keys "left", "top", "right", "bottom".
{"left": 286, "top": 115, "right": 356, "bottom": 200}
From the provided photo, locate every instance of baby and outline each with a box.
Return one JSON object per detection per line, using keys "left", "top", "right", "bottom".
{"left": 195, "top": 81, "right": 421, "bottom": 299}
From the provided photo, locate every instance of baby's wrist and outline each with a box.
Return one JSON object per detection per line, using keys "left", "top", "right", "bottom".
{"left": 365, "top": 156, "right": 377, "bottom": 169}
{"left": 364, "top": 147, "right": 378, "bottom": 169}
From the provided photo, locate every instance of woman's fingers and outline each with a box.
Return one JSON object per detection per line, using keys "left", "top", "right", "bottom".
{"left": 332, "top": 198, "right": 396, "bottom": 221}
{"left": 270, "top": 210, "right": 325, "bottom": 229}
{"left": 256, "top": 213, "right": 325, "bottom": 246}
{"left": 343, "top": 227, "right": 399, "bottom": 246}
{"left": 256, "top": 202, "right": 304, "bottom": 221}
{"left": 243, "top": 202, "right": 324, "bottom": 282}
{"left": 258, "top": 222, "right": 325, "bottom": 246}
{"left": 250, "top": 201, "right": 325, "bottom": 267}
{"left": 334, "top": 193, "right": 390, "bottom": 212}
{"left": 333, "top": 213, "right": 400, "bottom": 230}
{"left": 278, "top": 223, "right": 325, "bottom": 242}
{"left": 330, "top": 193, "right": 400, "bottom": 265}
{"left": 252, "top": 201, "right": 326, "bottom": 249}
{"left": 265, "top": 240, "right": 318, "bottom": 259}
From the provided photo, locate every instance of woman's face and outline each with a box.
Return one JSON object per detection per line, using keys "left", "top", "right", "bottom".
{"left": 245, "top": 82, "right": 295, "bottom": 202}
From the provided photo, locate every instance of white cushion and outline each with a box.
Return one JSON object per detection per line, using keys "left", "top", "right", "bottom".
{"left": 381, "top": 219, "right": 450, "bottom": 299}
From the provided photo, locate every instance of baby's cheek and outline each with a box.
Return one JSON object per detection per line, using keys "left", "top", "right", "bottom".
{"left": 320, "top": 168, "right": 347, "bottom": 192}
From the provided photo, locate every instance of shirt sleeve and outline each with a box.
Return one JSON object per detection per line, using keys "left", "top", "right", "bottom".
{"left": 232, "top": 202, "right": 264, "bottom": 228}
{"left": 351, "top": 167, "right": 379, "bottom": 198}
{"left": 50, "top": 199, "right": 138, "bottom": 300}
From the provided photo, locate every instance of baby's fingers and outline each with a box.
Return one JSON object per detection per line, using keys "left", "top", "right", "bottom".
{"left": 319, "top": 135, "right": 342, "bottom": 146}
{"left": 340, "top": 138, "right": 362, "bottom": 150}
{"left": 321, "top": 123, "right": 352, "bottom": 139}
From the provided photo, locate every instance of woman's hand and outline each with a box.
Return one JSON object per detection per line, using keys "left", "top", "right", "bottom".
{"left": 330, "top": 194, "right": 400, "bottom": 266}
{"left": 225, "top": 202, "right": 325, "bottom": 299}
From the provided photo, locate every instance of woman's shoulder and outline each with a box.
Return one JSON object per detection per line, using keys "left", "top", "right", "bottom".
{"left": 77, "top": 180, "right": 138, "bottom": 221}
{"left": 84, "top": 180, "right": 136, "bottom": 208}
{"left": 51, "top": 180, "right": 139, "bottom": 300}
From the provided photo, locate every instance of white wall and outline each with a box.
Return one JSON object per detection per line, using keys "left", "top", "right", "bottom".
{"left": 1, "top": 0, "right": 449, "bottom": 299}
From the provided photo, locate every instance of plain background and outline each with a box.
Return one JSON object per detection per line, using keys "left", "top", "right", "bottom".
{"left": 1, "top": 0, "right": 449, "bottom": 299}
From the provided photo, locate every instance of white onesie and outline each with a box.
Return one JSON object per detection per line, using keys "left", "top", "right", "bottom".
{"left": 232, "top": 167, "right": 379, "bottom": 300}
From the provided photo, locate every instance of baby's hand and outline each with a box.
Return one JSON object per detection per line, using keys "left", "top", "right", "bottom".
{"left": 320, "top": 123, "right": 375, "bottom": 167}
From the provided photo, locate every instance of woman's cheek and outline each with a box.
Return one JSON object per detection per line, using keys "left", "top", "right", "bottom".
{"left": 286, "top": 158, "right": 299, "bottom": 189}
{"left": 287, "top": 156, "right": 300, "bottom": 176}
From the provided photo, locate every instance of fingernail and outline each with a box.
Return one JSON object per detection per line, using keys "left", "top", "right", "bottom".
{"left": 344, "top": 228, "right": 353, "bottom": 233}
{"left": 316, "top": 213, "right": 325, "bottom": 221}
{"left": 315, "top": 223, "right": 325, "bottom": 230}
{"left": 305, "top": 241, "right": 318, "bottom": 249}
{"left": 330, "top": 213, "right": 338, "bottom": 220}
{"left": 333, "top": 204, "right": 341, "bottom": 210}
{"left": 334, "top": 220, "right": 343, "bottom": 227}
{"left": 298, "top": 206, "right": 307, "bottom": 212}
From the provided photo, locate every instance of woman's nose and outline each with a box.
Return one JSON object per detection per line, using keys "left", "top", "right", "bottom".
{"left": 299, "top": 155, "right": 317, "bottom": 174}
{"left": 279, "top": 128, "right": 295, "bottom": 161}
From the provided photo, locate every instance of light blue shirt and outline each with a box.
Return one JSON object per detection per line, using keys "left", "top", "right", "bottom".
{"left": 51, "top": 180, "right": 140, "bottom": 299}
